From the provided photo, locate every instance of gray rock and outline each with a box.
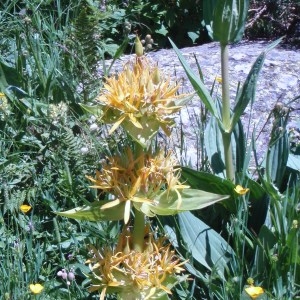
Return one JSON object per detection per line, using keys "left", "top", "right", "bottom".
{"left": 101, "top": 41, "right": 300, "bottom": 169}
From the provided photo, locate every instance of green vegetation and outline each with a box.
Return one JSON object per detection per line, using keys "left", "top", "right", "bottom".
{"left": 0, "top": 0, "right": 299, "bottom": 299}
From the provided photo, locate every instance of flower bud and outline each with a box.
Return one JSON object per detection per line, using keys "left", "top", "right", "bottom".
{"left": 292, "top": 219, "right": 298, "bottom": 229}
{"left": 274, "top": 102, "right": 284, "bottom": 114}
{"left": 213, "top": 0, "right": 249, "bottom": 44}
{"left": 68, "top": 271, "right": 75, "bottom": 281}
{"left": 80, "top": 146, "right": 89, "bottom": 154}
{"left": 147, "top": 77, "right": 154, "bottom": 93}
{"left": 57, "top": 269, "right": 68, "bottom": 280}
{"left": 24, "top": 16, "right": 31, "bottom": 24}
{"left": 145, "top": 34, "right": 152, "bottom": 43}
{"left": 134, "top": 35, "right": 144, "bottom": 57}
{"left": 145, "top": 44, "right": 152, "bottom": 51}
{"left": 89, "top": 123, "right": 99, "bottom": 132}
{"left": 152, "top": 67, "right": 160, "bottom": 85}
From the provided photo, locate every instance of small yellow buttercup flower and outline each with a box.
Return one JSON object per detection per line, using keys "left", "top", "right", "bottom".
{"left": 245, "top": 285, "right": 264, "bottom": 299}
{"left": 215, "top": 76, "right": 222, "bottom": 84}
{"left": 29, "top": 283, "right": 44, "bottom": 294}
{"left": 234, "top": 185, "right": 249, "bottom": 195}
{"left": 20, "top": 204, "right": 32, "bottom": 213}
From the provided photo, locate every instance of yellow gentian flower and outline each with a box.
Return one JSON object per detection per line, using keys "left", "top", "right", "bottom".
{"left": 95, "top": 56, "right": 192, "bottom": 140}
{"left": 86, "top": 148, "right": 188, "bottom": 224}
{"left": 29, "top": 283, "right": 44, "bottom": 294}
{"left": 86, "top": 226, "right": 187, "bottom": 300}
{"left": 234, "top": 185, "right": 249, "bottom": 195}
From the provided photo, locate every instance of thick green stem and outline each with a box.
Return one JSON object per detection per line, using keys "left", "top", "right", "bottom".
{"left": 132, "top": 142, "right": 146, "bottom": 252}
{"left": 221, "top": 43, "right": 235, "bottom": 182}
{"left": 132, "top": 207, "right": 145, "bottom": 252}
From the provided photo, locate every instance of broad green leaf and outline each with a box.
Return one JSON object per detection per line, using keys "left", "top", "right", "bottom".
{"left": 230, "top": 37, "right": 283, "bottom": 132}
{"left": 171, "top": 93, "right": 195, "bottom": 108}
{"left": 0, "top": 61, "right": 21, "bottom": 88}
{"left": 168, "top": 38, "right": 222, "bottom": 127}
{"left": 187, "top": 32, "right": 199, "bottom": 44}
{"left": 253, "top": 225, "right": 277, "bottom": 276}
{"left": 266, "top": 116, "right": 289, "bottom": 188}
{"left": 180, "top": 166, "right": 236, "bottom": 215}
{"left": 181, "top": 166, "right": 269, "bottom": 233}
{"left": 181, "top": 166, "right": 235, "bottom": 196}
{"left": 80, "top": 103, "right": 103, "bottom": 116}
{"left": 106, "top": 37, "right": 130, "bottom": 75}
{"left": 246, "top": 178, "right": 269, "bottom": 234}
{"left": 55, "top": 201, "right": 125, "bottom": 221}
{"left": 213, "top": 0, "right": 249, "bottom": 44}
{"left": 202, "top": 0, "right": 218, "bottom": 39}
{"left": 204, "top": 111, "right": 243, "bottom": 177}
{"left": 233, "top": 119, "right": 246, "bottom": 172}
{"left": 113, "top": 37, "right": 130, "bottom": 60}
{"left": 287, "top": 153, "right": 300, "bottom": 172}
{"left": 122, "top": 116, "right": 160, "bottom": 148}
{"left": 286, "top": 227, "right": 300, "bottom": 264}
{"left": 166, "top": 211, "right": 235, "bottom": 279}
{"left": 230, "top": 52, "right": 265, "bottom": 132}
{"left": 155, "top": 24, "right": 168, "bottom": 36}
{"left": 0, "top": 62, "right": 28, "bottom": 100}
{"left": 136, "top": 188, "right": 229, "bottom": 216}
{"left": 204, "top": 114, "right": 226, "bottom": 176}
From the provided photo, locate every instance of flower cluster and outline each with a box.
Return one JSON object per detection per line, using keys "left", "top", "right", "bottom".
{"left": 57, "top": 36, "right": 214, "bottom": 300}
{"left": 48, "top": 102, "right": 68, "bottom": 125}
{"left": 86, "top": 226, "right": 187, "bottom": 300}
{"left": 0, "top": 92, "right": 10, "bottom": 120}
{"left": 57, "top": 268, "right": 75, "bottom": 285}
{"left": 87, "top": 147, "right": 188, "bottom": 223}
{"left": 95, "top": 55, "right": 191, "bottom": 145}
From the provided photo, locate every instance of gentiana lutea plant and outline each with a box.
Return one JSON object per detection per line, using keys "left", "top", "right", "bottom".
{"left": 57, "top": 36, "right": 229, "bottom": 299}
{"left": 171, "top": 0, "right": 282, "bottom": 182}
{"left": 168, "top": 0, "right": 297, "bottom": 298}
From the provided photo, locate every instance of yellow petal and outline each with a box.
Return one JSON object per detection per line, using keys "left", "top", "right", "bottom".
{"left": 100, "top": 199, "right": 122, "bottom": 210}
{"left": 234, "top": 185, "right": 249, "bottom": 195}
{"left": 109, "top": 115, "right": 126, "bottom": 134}
{"left": 89, "top": 184, "right": 112, "bottom": 190}
{"left": 29, "top": 283, "right": 44, "bottom": 294}
{"left": 20, "top": 204, "right": 32, "bottom": 213}
{"left": 124, "top": 200, "right": 131, "bottom": 224}
{"left": 129, "top": 176, "right": 142, "bottom": 198}
{"left": 100, "top": 287, "right": 107, "bottom": 300}
{"left": 245, "top": 286, "right": 264, "bottom": 299}
{"left": 131, "top": 196, "right": 152, "bottom": 204}
{"left": 128, "top": 114, "right": 143, "bottom": 129}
